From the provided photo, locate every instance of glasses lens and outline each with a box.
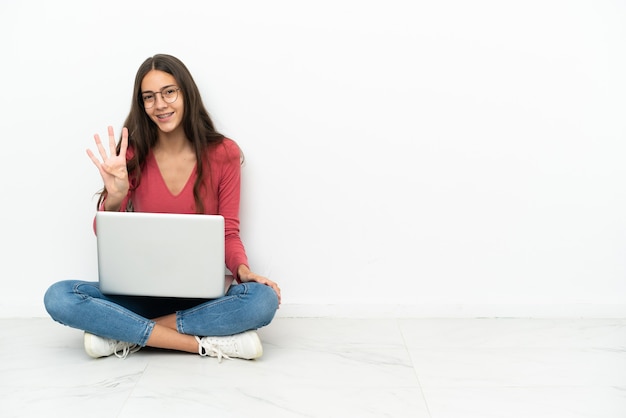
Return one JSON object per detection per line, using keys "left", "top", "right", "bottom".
{"left": 142, "top": 94, "right": 155, "bottom": 108}
{"left": 163, "top": 88, "right": 178, "bottom": 103}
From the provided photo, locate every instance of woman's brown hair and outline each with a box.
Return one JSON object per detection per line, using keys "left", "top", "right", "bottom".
{"left": 97, "top": 54, "right": 225, "bottom": 213}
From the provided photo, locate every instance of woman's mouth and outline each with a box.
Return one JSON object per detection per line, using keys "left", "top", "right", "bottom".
{"left": 157, "top": 112, "right": 174, "bottom": 120}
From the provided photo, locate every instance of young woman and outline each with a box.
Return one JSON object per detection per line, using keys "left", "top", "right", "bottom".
{"left": 44, "top": 54, "right": 280, "bottom": 361}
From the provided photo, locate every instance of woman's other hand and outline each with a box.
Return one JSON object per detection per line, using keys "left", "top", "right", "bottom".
{"left": 238, "top": 265, "right": 282, "bottom": 305}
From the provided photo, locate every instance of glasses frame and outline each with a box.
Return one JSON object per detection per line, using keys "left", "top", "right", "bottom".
{"left": 141, "top": 86, "right": 181, "bottom": 109}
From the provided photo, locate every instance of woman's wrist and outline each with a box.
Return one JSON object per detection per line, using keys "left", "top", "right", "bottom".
{"left": 237, "top": 264, "right": 251, "bottom": 280}
{"left": 102, "top": 193, "right": 126, "bottom": 211}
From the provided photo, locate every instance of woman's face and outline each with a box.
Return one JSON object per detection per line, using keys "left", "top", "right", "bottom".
{"left": 141, "top": 69, "right": 184, "bottom": 135}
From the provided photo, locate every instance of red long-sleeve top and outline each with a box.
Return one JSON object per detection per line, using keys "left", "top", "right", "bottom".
{"left": 94, "top": 138, "right": 248, "bottom": 282}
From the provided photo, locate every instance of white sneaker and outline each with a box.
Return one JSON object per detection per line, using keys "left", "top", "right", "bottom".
{"left": 195, "top": 330, "right": 263, "bottom": 362}
{"left": 84, "top": 332, "right": 140, "bottom": 359}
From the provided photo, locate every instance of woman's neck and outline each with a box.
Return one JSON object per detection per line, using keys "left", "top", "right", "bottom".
{"left": 154, "top": 129, "right": 192, "bottom": 155}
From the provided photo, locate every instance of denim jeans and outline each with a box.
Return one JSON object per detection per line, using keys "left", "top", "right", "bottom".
{"left": 44, "top": 280, "right": 279, "bottom": 347}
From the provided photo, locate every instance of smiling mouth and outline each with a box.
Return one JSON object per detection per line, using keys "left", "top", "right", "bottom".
{"left": 157, "top": 112, "right": 174, "bottom": 120}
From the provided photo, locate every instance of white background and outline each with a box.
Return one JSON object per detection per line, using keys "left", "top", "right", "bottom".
{"left": 1, "top": 0, "right": 624, "bottom": 317}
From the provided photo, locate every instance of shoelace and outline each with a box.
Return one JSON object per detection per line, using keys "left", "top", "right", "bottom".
{"left": 203, "top": 343, "right": 232, "bottom": 363}
{"left": 196, "top": 336, "right": 234, "bottom": 363}
{"left": 113, "top": 342, "right": 140, "bottom": 359}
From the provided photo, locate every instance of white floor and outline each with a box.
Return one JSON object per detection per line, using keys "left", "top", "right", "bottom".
{"left": 1, "top": 317, "right": 625, "bottom": 418}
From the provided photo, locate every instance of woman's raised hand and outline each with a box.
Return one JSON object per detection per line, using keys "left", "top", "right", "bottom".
{"left": 87, "top": 126, "right": 130, "bottom": 206}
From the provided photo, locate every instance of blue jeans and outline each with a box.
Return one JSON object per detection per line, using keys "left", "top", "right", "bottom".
{"left": 44, "top": 280, "right": 278, "bottom": 347}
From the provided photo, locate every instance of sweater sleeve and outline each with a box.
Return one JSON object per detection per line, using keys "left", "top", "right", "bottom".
{"left": 215, "top": 139, "right": 249, "bottom": 282}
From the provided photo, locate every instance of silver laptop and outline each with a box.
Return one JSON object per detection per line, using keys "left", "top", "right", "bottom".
{"left": 96, "top": 211, "right": 226, "bottom": 298}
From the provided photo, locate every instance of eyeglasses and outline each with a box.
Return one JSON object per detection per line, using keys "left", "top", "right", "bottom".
{"left": 141, "top": 86, "right": 181, "bottom": 108}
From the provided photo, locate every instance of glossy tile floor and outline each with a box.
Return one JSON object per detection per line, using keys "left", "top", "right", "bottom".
{"left": 1, "top": 317, "right": 625, "bottom": 417}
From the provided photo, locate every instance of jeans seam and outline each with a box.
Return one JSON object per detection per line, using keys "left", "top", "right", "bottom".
{"left": 178, "top": 283, "right": 251, "bottom": 335}
{"left": 73, "top": 282, "right": 154, "bottom": 346}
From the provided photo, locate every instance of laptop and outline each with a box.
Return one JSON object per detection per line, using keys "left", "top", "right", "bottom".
{"left": 96, "top": 211, "right": 226, "bottom": 298}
